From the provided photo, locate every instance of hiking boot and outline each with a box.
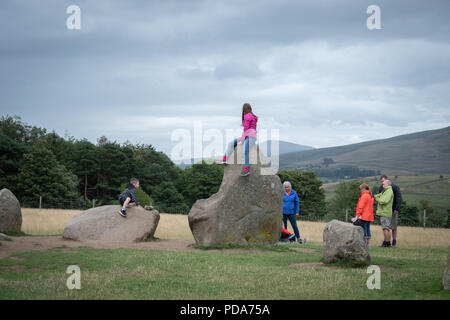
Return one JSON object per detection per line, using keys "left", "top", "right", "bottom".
{"left": 118, "top": 209, "right": 127, "bottom": 218}
{"left": 241, "top": 166, "right": 250, "bottom": 176}
{"left": 379, "top": 241, "right": 391, "bottom": 248}
{"left": 297, "top": 238, "right": 306, "bottom": 244}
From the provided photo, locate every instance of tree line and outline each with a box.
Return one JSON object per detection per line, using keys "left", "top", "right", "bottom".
{"left": 8, "top": 114, "right": 444, "bottom": 228}
{"left": 0, "top": 115, "right": 224, "bottom": 212}
{"left": 0, "top": 115, "right": 331, "bottom": 216}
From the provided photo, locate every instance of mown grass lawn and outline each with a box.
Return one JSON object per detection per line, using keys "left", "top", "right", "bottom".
{"left": 0, "top": 242, "right": 449, "bottom": 300}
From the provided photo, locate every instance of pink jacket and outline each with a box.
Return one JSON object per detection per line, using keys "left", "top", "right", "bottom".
{"left": 240, "top": 113, "right": 258, "bottom": 142}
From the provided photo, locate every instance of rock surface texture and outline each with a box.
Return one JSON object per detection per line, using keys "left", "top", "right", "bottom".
{"left": 0, "top": 188, "right": 22, "bottom": 233}
{"left": 63, "top": 205, "right": 160, "bottom": 242}
{"left": 188, "top": 144, "right": 283, "bottom": 246}
{"left": 323, "top": 219, "right": 371, "bottom": 266}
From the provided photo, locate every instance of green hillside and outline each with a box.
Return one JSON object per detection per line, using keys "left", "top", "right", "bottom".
{"left": 322, "top": 175, "right": 450, "bottom": 213}
{"left": 280, "top": 126, "right": 450, "bottom": 175}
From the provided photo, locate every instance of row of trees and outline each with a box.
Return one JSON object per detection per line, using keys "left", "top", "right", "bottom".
{"left": 0, "top": 115, "right": 223, "bottom": 212}
{"left": 2, "top": 115, "right": 447, "bottom": 227}
{"left": 0, "top": 115, "right": 329, "bottom": 215}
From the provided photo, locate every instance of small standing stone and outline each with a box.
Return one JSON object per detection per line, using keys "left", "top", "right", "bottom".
{"left": 323, "top": 219, "right": 370, "bottom": 266}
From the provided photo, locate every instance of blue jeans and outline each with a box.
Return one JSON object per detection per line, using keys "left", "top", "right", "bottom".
{"left": 224, "top": 136, "right": 256, "bottom": 166}
{"left": 362, "top": 220, "right": 371, "bottom": 239}
{"left": 283, "top": 214, "right": 300, "bottom": 239}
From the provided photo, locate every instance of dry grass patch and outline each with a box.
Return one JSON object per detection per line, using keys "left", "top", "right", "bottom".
{"left": 291, "top": 220, "right": 450, "bottom": 248}
{"left": 20, "top": 209, "right": 450, "bottom": 248}
{"left": 21, "top": 208, "right": 81, "bottom": 235}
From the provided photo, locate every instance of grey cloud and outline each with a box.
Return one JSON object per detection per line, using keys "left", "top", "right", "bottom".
{"left": 0, "top": 0, "right": 449, "bottom": 153}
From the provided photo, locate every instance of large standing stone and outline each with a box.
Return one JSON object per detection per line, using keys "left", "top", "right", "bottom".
{"left": 63, "top": 205, "right": 160, "bottom": 242}
{"left": 188, "top": 144, "right": 283, "bottom": 246}
{"left": 443, "top": 246, "right": 450, "bottom": 290}
{"left": 323, "top": 219, "right": 370, "bottom": 266}
{"left": 0, "top": 188, "right": 22, "bottom": 233}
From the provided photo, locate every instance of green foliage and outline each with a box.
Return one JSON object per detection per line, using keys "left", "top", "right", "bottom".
{"left": 178, "top": 161, "right": 224, "bottom": 208}
{"left": 322, "top": 157, "right": 334, "bottom": 167}
{"left": 17, "top": 142, "right": 78, "bottom": 204}
{"left": 95, "top": 139, "right": 137, "bottom": 201}
{"left": 446, "top": 209, "right": 450, "bottom": 229}
{"left": 130, "top": 144, "right": 181, "bottom": 196}
{"left": 152, "top": 181, "right": 189, "bottom": 213}
{"left": 0, "top": 134, "right": 27, "bottom": 194}
{"left": 71, "top": 139, "right": 99, "bottom": 200}
{"left": 0, "top": 115, "right": 46, "bottom": 145}
{"left": 276, "top": 170, "right": 327, "bottom": 218}
{"left": 327, "top": 180, "right": 362, "bottom": 220}
{"left": 398, "top": 201, "right": 420, "bottom": 226}
{"left": 119, "top": 183, "right": 153, "bottom": 207}
{"left": 419, "top": 200, "right": 448, "bottom": 227}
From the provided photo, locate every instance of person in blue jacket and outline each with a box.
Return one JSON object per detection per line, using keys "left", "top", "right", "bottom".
{"left": 282, "top": 181, "right": 307, "bottom": 244}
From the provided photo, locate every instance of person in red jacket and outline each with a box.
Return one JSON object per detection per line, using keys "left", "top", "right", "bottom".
{"left": 352, "top": 183, "right": 374, "bottom": 247}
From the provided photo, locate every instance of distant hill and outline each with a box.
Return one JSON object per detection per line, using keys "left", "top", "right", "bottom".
{"left": 258, "top": 140, "right": 314, "bottom": 157}
{"left": 175, "top": 140, "right": 313, "bottom": 168}
{"left": 280, "top": 126, "right": 450, "bottom": 175}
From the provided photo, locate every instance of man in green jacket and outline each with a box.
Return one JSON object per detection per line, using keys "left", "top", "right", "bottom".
{"left": 375, "top": 179, "right": 394, "bottom": 247}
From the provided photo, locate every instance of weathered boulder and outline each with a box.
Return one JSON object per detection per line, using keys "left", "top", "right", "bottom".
{"left": 443, "top": 246, "right": 450, "bottom": 290}
{"left": 188, "top": 144, "right": 283, "bottom": 246}
{"left": 0, "top": 232, "right": 11, "bottom": 241}
{"left": 323, "top": 219, "right": 370, "bottom": 266}
{"left": 63, "top": 205, "right": 160, "bottom": 242}
{"left": 0, "top": 188, "right": 22, "bottom": 233}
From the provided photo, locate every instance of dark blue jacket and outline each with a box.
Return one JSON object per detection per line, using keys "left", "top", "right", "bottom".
{"left": 119, "top": 184, "right": 139, "bottom": 206}
{"left": 283, "top": 190, "right": 299, "bottom": 215}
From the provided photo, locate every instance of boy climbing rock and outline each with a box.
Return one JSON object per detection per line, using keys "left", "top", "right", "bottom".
{"left": 118, "top": 178, "right": 140, "bottom": 218}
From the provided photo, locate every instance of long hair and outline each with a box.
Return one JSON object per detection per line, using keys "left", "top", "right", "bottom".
{"left": 241, "top": 103, "right": 256, "bottom": 124}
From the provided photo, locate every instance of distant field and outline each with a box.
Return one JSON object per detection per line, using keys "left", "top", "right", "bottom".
{"left": 21, "top": 209, "right": 450, "bottom": 248}
{"left": 322, "top": 175, "right": 450, "bottom": 212}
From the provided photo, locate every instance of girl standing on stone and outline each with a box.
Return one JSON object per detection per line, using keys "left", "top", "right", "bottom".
{"left": 219, "top": 103, "right": 258, "bottom": 176}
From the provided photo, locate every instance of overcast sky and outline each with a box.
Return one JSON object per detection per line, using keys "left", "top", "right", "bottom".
{"left": 1, "top": 0, "right": 450, "bottom": 160}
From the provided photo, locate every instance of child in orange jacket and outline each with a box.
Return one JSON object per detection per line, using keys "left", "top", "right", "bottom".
{"left": 352, "top": 183, "right": 374, "bottom": 246}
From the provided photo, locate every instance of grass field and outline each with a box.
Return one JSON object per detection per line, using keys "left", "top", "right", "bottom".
{"left": 1, "top": 209, "right": 449, "bottom": 300}
{"left": 0, "top": 242, "right": 449, "bottom": 299}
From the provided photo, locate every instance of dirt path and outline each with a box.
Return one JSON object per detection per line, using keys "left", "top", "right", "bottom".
{"left": 0, "top": 236, "right": 317, "bottom": 259}
{"left": 0, "top": 236, "right": 200, "bottom": 259}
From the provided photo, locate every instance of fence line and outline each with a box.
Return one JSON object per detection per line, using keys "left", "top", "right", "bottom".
{"left": 19, "top": 197, "right": 448, "bottom": 228}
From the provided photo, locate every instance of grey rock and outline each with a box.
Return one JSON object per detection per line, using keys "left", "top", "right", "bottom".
{"left": 0, "top": 232, "right": 11, "bottom": 241}
{"left": 323, "top": 219, "right": 370, "bottom": 266}
{"left": 63, "top": 205, "right": 160, "bottom": 242}
{"left": 188, "top": 144, "right": 283, "bottom": 246}
{"left": 0, "top": 188, "right": 22, "bottom": 233}
{"left": 443, "top": 246, "right": 450, "bottom": 290}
